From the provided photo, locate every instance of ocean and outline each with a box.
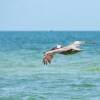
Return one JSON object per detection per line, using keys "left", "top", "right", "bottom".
{"left": 0, "top": 31, "right": 100, "bottom": 100}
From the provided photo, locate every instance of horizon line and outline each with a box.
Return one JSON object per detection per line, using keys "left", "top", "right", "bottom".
{"left": 0, "top": 30, "right": 100, "bottom": 32}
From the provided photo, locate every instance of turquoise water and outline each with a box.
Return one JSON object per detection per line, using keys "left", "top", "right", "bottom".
{"left": 0, "top": 31, "right": 100, "bottom": 100}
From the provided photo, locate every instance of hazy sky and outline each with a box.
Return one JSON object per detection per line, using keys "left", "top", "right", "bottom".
{"left": 0, "top": 0, "right": 100, "bottom": 31}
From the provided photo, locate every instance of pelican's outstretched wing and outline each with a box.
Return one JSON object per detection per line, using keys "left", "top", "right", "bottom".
{"left": 43, "top": 53, "right": 54, "bottom": 65}
{"left": 43, "top": 47, "right": 71, "bottom": 65}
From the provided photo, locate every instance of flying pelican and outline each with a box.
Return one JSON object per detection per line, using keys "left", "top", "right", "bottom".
{"left": 43, "top": 41, "right": 84, "bottom": 65}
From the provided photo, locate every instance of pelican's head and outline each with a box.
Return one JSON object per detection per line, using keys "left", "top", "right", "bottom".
{"left": 73, "top": 41, "right": 85, "bottom": 46}
{"left": 73, "top": 41, "right": 82, "bottom": 45}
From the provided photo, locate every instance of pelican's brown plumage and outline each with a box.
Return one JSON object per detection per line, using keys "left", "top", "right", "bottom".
{"left": 43, "top": 41, "right": 84, "bottom": 65}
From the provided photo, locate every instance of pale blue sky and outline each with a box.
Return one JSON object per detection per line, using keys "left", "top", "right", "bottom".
{"left": 0, "top": 0, "right": 100, "bottom": 31}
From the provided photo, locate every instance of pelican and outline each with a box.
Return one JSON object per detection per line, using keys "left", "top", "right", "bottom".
{"left": 43, "top": 41, "right": 84, "bottom": 65}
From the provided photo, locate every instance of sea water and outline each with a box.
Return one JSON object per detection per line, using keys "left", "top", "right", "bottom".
{"left": 0, "top": 31, "right": 100, "bottom": 100}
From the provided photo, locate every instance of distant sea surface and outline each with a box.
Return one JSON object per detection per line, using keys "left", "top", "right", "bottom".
{"left": 0, "top": 31, "right": 100, "bottom": 100}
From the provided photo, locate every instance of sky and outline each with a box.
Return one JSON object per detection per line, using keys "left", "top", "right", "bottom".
{"left": 0, "top": 0, "right": 100, "bottom": 31}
